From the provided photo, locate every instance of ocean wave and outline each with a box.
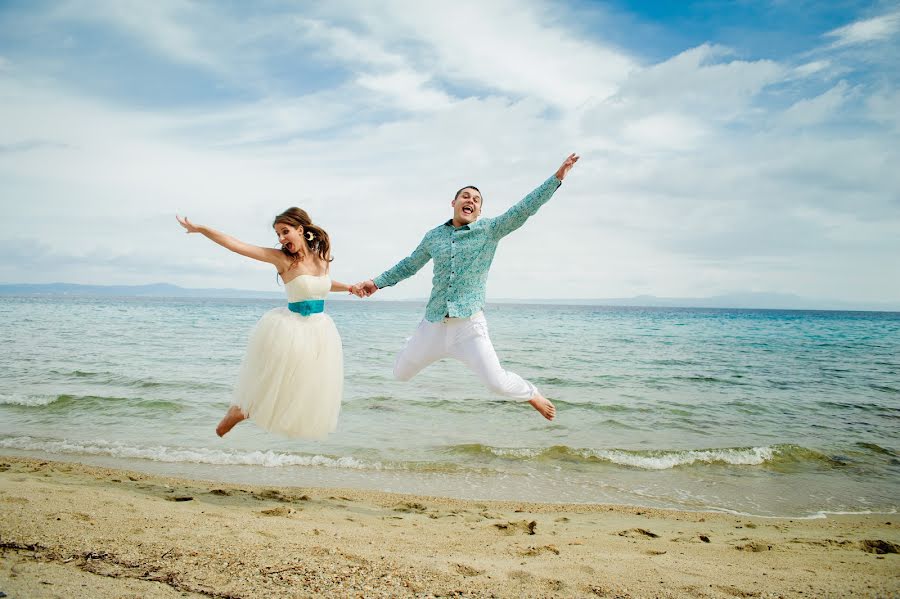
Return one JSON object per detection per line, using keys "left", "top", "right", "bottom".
{"left": 870, "top": 384, "right": 899, "bottom": 394}
{"left": 343, "top": 395, "right": 655, "bottom": 416}
{"left": 671, "top": 375, "right": 747, "bottom": 386}
{"left": 0, "top": 393, "right": 183, "bottom": 412}
{"left": 444, "top": 443, "right": 838, "bottom": 470}
{"left": 0, "top": 435, "right": 488, "bottom": 473}
{"left": 0, "top": 436, "right": 380, "bottom": 470}
{"left": 856, "top": 442, "right": 896, "bottom": 457}
{"left": 0, "top": 393, "right": 59, "bottom": 407}
{"left": 44, "top": 369, "right": 230, "bottom": 391}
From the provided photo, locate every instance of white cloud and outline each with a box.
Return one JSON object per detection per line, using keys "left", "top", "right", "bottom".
{"left": 866, "top": 88, "right": 900, "bottom": 131}
{"left": 52, "top": 0, "right": 226, "bottom": 73}
{"left": 620, "top": 113, "right": 709, "bottom": 151}
{"left": 294, "top": 18, "right": 405, "bottom": 69}
{"left": 613, "top": 44, "right": 785, "bottom": 120}
{"left": 793, "top": 60, "right": 831, "bottom": 78}
{"left": 323, "top": 0, "right": 636, "bottom": 109}
{"left": 355, "top": 69, "right": 454, "bottom": 112}
{"left": 0, "top": 2, "right": 898, "bottom": 305}
{"left": 826, "top": 11, "right": 900, "bottom": 48}
{"left": 779, "top": 81, "right": 853, "bottom": 127}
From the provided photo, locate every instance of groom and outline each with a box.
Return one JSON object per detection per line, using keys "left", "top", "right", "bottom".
{"left": 354, "top": 153, "right": 579, "bottom": 420}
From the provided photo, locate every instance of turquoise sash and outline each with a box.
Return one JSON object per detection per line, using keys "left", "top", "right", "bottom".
{"left": 287, "top": 299, "right": 325, "bottom": 316}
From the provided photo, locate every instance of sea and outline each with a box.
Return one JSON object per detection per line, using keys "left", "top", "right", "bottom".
{"left": 1, "top": 295, "right": 898, "bottom": 518}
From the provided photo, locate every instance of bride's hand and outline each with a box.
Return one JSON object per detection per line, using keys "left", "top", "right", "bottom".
{"left": 176, "top": 215, "right": 201, "bottom": 234}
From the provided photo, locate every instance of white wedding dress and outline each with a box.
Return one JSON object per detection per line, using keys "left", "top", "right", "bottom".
{"left": 232, "top": 274, "right": 342, "bottom": 439}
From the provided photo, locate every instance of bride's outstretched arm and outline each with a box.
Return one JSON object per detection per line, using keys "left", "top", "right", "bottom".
{"left": 176, "top": 215, "right": 285, "bottom": 267}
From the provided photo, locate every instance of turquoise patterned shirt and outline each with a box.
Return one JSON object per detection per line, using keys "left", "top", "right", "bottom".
{"left": 374, "top": 175, "right": 562, "bottom": 322}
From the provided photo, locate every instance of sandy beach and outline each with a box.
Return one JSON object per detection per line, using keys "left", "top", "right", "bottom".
{"left": 0, "top": 456, "right": 897, "bottom": 598}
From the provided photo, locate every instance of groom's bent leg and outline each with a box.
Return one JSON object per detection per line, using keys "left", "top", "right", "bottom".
{"left": 450, "top": 314, "right": 538, "bottom": 400}
{"left": 393, "top": 319, "right": 445, "bottom": 381}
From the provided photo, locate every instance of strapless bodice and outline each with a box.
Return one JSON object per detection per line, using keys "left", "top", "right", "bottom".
{"left": 284, "top": 274, "right": 330, "bottom": 303}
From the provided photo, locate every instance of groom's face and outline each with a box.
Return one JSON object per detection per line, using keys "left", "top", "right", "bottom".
{"left": 451, "top": 187, "right": 482, "bottom": 225}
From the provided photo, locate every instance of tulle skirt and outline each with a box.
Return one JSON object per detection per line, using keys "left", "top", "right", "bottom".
{"left": 233, "top": 308, "right": 342, "bottom": 439}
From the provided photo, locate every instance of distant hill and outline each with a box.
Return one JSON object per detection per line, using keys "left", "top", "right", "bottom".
{"left": 1, "top": 283, "right": 897, "bottom": 311}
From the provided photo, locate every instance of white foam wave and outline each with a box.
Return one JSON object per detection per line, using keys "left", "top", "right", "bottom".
{"left": 482, "top": 445, "right": 779, "bottom": 469}
{"left": 0, "top": 393, "right": 59, "bottom": 407}
{"left": 584, "top": 447, "right": 777, "bottom": 470}
{"left": 487, "top": 447, "right": 543, "bottom": 459}
{"left": 0, "top": 436, "right": 380, "bottom": 470}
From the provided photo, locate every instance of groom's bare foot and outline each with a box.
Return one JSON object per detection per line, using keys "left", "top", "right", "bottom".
{"left": 528, "top": 394, "right": 556, "bottom": 421}
{"left": 216, "top": 406, "right": 246, "bottom": 437}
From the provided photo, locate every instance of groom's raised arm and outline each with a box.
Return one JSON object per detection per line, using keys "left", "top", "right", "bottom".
{"left": 489, "top": 153, "right": 579, "bottom": 240}
{"left": 489, "top": 175, "right": 561, "bottom": 240}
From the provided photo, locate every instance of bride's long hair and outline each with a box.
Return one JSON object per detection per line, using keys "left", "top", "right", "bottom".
{"left": 273, "top": 207, "right": 332, "bottom": 264}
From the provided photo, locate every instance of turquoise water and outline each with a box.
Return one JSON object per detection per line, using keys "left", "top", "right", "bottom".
{"left": 1, "top": 296, "right": 898, "bottom": 517}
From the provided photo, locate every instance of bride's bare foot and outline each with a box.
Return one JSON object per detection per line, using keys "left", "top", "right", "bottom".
{"left": 216, "top": 405, "right": 246, "bottom": 437}
{"left": 528, "top": 393, "right": 556, "bottom": 421}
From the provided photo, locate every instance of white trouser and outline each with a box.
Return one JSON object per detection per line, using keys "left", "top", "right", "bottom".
{"left": 393, "top": 312, "right": 538, "bottom": 400}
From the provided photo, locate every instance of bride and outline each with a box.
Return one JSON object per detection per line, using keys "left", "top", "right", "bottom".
{"left": 176, "top": 207, "right": 359, "bottom": 439}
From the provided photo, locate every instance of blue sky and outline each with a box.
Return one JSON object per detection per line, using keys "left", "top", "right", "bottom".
{"left": 1, "top": 1, "right": 898, "bottom": 304}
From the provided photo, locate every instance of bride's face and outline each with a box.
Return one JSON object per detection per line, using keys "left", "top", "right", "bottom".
{"left": 274, "top": 222, "right": 304, "bottom": 253}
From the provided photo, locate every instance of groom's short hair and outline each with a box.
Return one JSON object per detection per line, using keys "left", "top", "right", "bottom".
{"left": 454, "top": 186, "right": 481, "bottom": 202}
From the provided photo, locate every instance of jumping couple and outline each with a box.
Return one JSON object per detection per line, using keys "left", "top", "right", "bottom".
{"left": 177, "top": 153, "right": 579, "bottom": 439}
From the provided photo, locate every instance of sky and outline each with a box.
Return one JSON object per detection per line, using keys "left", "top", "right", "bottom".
{"left": 1, "top": 0, "right": 898, "bottom": 304}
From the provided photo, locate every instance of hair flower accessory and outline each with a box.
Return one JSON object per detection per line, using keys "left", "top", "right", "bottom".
{"left": 305, "top": 231, "right": 315, "bottom": 241}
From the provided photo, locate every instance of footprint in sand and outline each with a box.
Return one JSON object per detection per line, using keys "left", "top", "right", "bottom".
{"left": 454, "top": 563, "right": 484, "bottom": 577}
{"left": 479, "top": 511, "right": 504, "bottom": 519}
{"left": 859, "top": 539, "right": 900, "bottom": 554}
{"left": 715, "top": 584, "right": 761, "bottom": 597}
{"left": 393, "top": 501, "right": 427, "bottom": 513}
{"left": 257, "top": 489, "right": 294, "bottom": 502}
{"left": 617, "top": 528, "right": 659, "bottom": 539}
{"left": 69, "top": 512, "right": 93, "bottom": 521}
{"left": 259, "top": 506, "right": 297, "bottom": 517}
{"left": 672, "top": 534, "right": 712, "bottom": 544}
{"left": 788, "top": 538, "right": 854, "bottom": 549}
{"left": 545, "top": 579, "right": 566, "bottom": 591}
{"left": 1, "top": 496, "right": 28, "bottom": 504}
{"left": 493, "top": 520, "right": 537, "bottom": 535}
{"left": 517, "top": 544, "right": 560, "bottom": 556}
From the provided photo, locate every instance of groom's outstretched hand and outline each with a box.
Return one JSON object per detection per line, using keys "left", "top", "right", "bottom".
{"left": 352, "top": 279, "right": 379, "bottom": 298}
{"left": 555, "top": 153, "right": 580, "bottom": 181}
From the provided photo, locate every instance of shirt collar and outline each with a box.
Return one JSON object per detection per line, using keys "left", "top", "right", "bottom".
{"left": 443, "top": 219, "right": 472, "bottom": 230}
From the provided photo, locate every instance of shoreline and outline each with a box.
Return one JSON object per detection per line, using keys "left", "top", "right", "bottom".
{"left": 4, "top": 447, "right": 894, "bottom": 520}
{"left": 2, "top": 455, "right": 898, "bottom": 598}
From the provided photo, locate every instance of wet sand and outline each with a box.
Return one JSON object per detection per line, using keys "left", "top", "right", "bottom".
{"left": 1, "top": 456, "right": 897, "bottom": 598}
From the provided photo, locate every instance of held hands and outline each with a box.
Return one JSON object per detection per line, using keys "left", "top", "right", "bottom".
{"left": 349, "top": 279, "right": 378, "bottom": 298}
{"left": 176, "top": 215, "right": 202, "bottom": 234}
{"left": 555, "top": 153, "right": 580, "bottom": 181}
